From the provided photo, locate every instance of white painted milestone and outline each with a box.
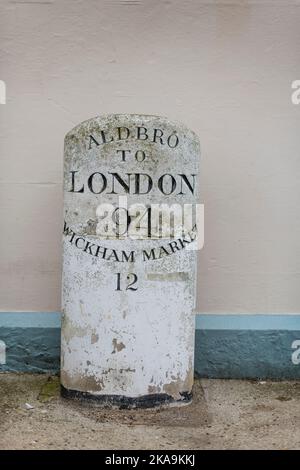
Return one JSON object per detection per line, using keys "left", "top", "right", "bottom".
{"left": 61, "top": 114, "right": 200, "bottom": 407}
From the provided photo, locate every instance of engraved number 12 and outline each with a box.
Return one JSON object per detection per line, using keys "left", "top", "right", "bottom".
{"left": 115, "top": 273, "right": 138, "bottom": 291}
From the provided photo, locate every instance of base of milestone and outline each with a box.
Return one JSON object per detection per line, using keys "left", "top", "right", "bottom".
{"left": 61, "top": 385, "right": 192, "bottom": 409}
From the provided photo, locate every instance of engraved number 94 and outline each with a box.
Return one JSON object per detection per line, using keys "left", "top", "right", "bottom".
{"left": 115, "top": 273, "right": 138, "bottom": 291}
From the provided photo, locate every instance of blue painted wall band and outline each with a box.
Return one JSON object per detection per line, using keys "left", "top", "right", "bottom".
{"left": 0, "top": 312, "right": 300, "bottom": 378}
{"left": 0, "top": 312, "right": 61, "bottom": 328}
{"left": 2, "top": 312, "right": 300, "bottom": 330}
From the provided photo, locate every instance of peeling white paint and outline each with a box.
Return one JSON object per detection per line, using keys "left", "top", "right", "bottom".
{"left": 0, "top": 340, "right": 6, "bottom": 365}
{"left": 0, "top": 80, "right": 6, "bottom": 105}
{"left": 291, "top": 340, "right": 300, "bottom": 365}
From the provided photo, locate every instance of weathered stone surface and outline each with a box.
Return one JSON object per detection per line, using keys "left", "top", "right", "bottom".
{"left": 61, "top": 114, "right": 200, "bottom": 407}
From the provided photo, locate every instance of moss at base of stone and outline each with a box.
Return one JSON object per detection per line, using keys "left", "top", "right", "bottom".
{"left": 38, "top": 376, "right": 60, "bottom": 402}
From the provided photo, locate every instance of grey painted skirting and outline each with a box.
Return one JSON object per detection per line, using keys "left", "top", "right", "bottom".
{"left": 195, "top": 329, "right": 300, "bottom": 379}
{"left": 0, "top": 312, "right": 300, "bottom": 379}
